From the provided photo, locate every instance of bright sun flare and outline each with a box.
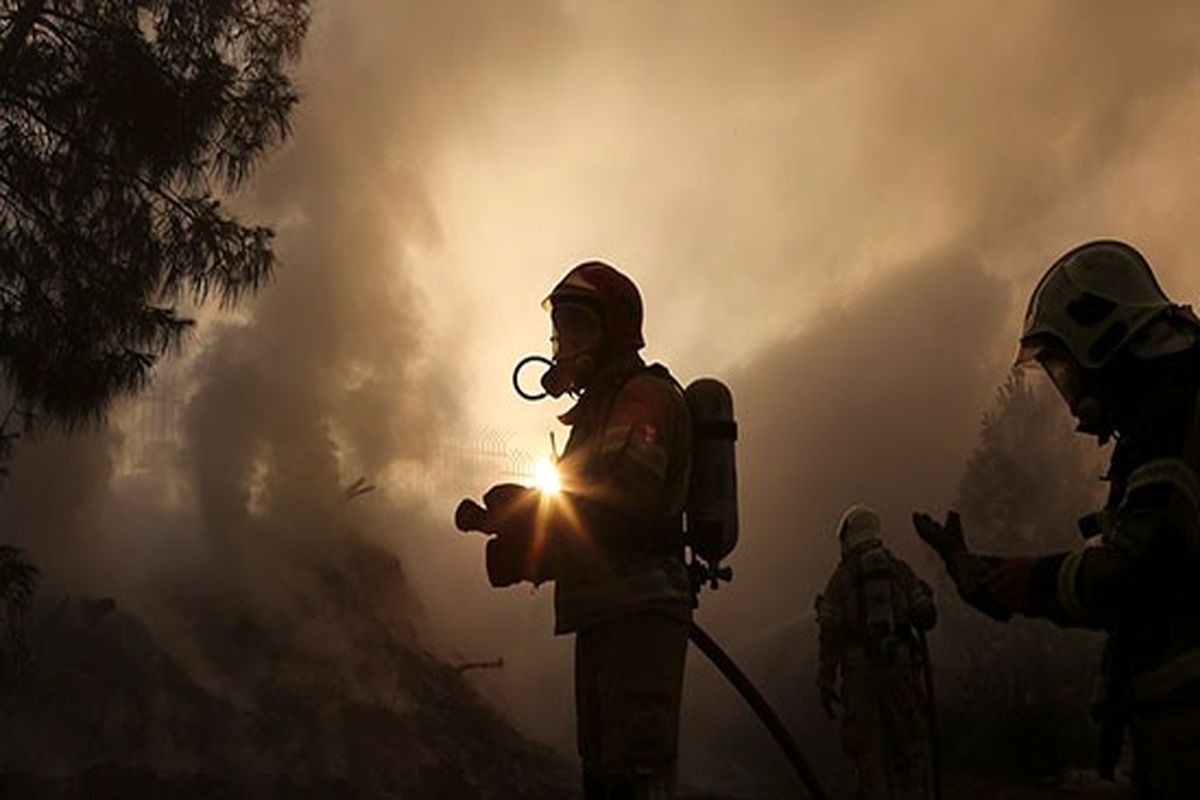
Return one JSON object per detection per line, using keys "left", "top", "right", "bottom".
{"left": 530, "top": 457, "right": 561, "bottom": 494}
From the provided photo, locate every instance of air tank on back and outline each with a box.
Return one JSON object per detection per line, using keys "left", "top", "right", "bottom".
{"left": 684, "top": 378, "right": 739, "bottom": 573}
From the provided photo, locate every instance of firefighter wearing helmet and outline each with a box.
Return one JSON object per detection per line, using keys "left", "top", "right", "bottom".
{"left": 816, "top": 504, "right": 938, "bottom": 800}
{"left": 461, "top": 261, "right": 694, "bottom": 799}
{"left": 914, "top": 240, "right": 1200, "bottom": 796}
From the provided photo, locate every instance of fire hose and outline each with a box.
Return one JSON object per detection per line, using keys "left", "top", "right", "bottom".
{"left": 454, "top": 497, "right": 829, "bottom": 799}
{"left": 688, "top": 621, "right": 828, "bottom": 800}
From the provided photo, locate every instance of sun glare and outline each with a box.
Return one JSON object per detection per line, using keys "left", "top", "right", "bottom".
{"left": 531, "top": 457, "right": 561, "bottom": 494}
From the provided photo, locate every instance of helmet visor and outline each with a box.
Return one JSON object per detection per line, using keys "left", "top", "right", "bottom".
{"left": 550, "top": 303, "right": 602, "bottom": 359}
{"left": 1037, "top": 349, "right": 1086, "bottom": 410}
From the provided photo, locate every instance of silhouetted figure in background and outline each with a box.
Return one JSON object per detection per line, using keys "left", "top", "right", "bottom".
{"left": 817, "top": 505, "right": 937, "bottom": 800}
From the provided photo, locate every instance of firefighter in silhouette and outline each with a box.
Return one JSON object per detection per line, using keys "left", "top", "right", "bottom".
{"left": 816, "top": 504, "right": 937, "bottom": 800}
{"left": 914, "top": 240, "right": 1200, "bottom": 797}
{"left": 457, "top": 261, "right": 693, "bottom": 799}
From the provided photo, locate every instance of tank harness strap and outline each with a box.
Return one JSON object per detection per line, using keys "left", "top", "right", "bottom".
{"left": 642, "top": 362, "right": 681, "bottom": 390}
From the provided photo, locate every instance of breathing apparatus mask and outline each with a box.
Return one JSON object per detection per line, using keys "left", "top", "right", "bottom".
{"left": 1021, "top": 313, "right": 1200, "bottom": 442}
{"left": 1021, "top": 342, "right": 1113, "bottom": 439}
{"left": 512, "top": 302, "right": 606, "bottom": 401}
{"left": 1017, "top": 240, "right": 1200, "bottom": 442}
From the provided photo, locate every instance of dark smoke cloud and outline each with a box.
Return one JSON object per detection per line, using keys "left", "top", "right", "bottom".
{"left": 723, "top": 254, "right": 1011, "bottom": 623}
{"left": 151, "top": 0, "right": 582, "bottom": 705}
{"left": 5, "top": 1, "right": 1200, "bottom": 796}
{"left": 676, "top": 253, "right": 1012, "bottom": 796}
{"left": 2, "top": 0, "right": 573, "bottom": 618}
{"left": 0, "top": 0, "right": 577, "bottom": 791}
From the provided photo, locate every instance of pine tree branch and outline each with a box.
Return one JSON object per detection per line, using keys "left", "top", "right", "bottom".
{"left": 0, "top": 0, "right": 45, "bottom": 86}
{"left": 3, "top": 96, "right": 207, "bottom": 223}
{"left": 37, "top": 7, "right": 104, "bottom": 37}
{"left": 31, "top": 14, "right": 84, "bottom": 58}
{"left": 0, "top": 1, "right": 305, "bottom": 433}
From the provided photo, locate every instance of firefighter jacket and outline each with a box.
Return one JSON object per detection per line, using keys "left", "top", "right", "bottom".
{"left": 550, "top": 353, "right": 694, "bottom": 634}
{"left": 816, "top": 542, "right": 937, "bottom": 687}
{"left": 1025, "top": 353, "right": 1200, "bottom": 706}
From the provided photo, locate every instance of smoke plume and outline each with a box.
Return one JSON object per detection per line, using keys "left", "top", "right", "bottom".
{"left": 5, "top": 2, "right": 1200, "bottom": 797}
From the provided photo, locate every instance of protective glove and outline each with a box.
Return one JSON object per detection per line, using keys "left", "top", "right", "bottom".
{"left": 455, "top": 484, "right": 539, "bottom": 535}
{"left": 486, "top": 530, "right": 544, "bottom": 588}
{"left": 985, "top": 557, "right": 1036, "bottom": 614}
{"left": 911, "top": 510, "right": 1013, "bottom": 622}
{"left": 480, "top": 483, "right": 535, "bottom": 531}
{"left": 818, "top": 682, "right": 842, "bottom": 720}
{"left": 912, "top": 510, "right": 966, "bottom": 561}
{"left": 455, "top": 484, "right": 553, "bottom": 587}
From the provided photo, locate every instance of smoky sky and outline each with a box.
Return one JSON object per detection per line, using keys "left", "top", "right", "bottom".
{"left": 670, "top": 253, "right": 1011, "bottom": 795}
{"left": 711, "top": 254, "right": 1011, "bottom": 629}
{"left": 6, "top": 0, "right": 1200, "bottom": 794}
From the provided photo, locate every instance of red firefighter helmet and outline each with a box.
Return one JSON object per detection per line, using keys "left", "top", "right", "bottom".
{"left": 543, "top": 261, "right": 645, "bottom": 351}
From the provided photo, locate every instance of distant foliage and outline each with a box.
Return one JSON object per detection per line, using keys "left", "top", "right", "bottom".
{"left": 0, "top": 544, "right": 38, "bottom": 675}
{"left": 0, "top": 0, "right": 309, "bottom": 444}
{"left": 941, "top": 370, "right": 1108, "bottom": 777}
{"left": 957, "top": 370, "right": 1104, "bottom": 554}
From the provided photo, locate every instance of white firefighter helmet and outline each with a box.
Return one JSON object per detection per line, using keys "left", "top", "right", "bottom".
{"left": 837, "top": 504, "right": 882, "bottom": 554}
{"left": 1017, "top": 240, "right": 1177, "bottom": 370}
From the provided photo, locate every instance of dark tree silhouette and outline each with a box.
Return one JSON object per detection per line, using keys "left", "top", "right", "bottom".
{"left": 941, "top": 370, "right": 1109, "bottom": 778}
{"left": 0, "top": 543, "right": 37, "bottom": 677}
{"left": 0, "top": 0, "right": 309, "bottom": 453}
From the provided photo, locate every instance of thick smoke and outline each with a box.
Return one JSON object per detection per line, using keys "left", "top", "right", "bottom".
{"left": 677, "top": 254, "right": 1013, "bottom": 796}
{"left": 427, "top": 0, "right": 1200, "bottom": 388}
{"left": 0, "top": 0, "right": 573, "bottom": 648}
{"left": 5, "top": 1, "right": 1200, "bottom": 797}
{"left": 716, "top": 253, "right": 1011, "bottom": 628}
{"left": 0, "top": 1, "right": 576, "bottom": 796}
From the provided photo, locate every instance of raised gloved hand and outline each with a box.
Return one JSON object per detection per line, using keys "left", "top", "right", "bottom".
{"left": 911, "top": 509, "right": 1013, "bottom": 622}
{"left": 818, "top": 681, "right": 842, "bottom": 720}
{"left": 912, "top": 510, "right": 966, "bottom": 561}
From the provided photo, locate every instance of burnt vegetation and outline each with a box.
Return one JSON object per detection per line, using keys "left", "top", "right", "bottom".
{"left": 0, "top": 538, "right": 576, "bottom": 799}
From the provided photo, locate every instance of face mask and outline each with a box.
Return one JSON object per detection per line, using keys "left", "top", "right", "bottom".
{"left": 510, "top": 304, "right": 604, "bottom": 401}
{"left": 540, "top": 359, "right": 575, "bottom": 399}
{"left": 551, "top": 305, "right": 602, "bottom": 358}
{"left": 511, "top": 354, "right": 594, "bottom": 400}
{"left": 1038, "top": 350, "right": 1112, "bottom": 439}
{"left": 544, "top": 304, "right": 603, "bottom": 397}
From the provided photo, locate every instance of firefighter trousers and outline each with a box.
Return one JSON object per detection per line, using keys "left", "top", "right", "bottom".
{"left": 575, "top": 609, "right": 690, "bottom": 799}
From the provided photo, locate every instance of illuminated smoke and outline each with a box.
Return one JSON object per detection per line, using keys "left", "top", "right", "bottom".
{"left": 5, "top": 2, "right": 1200, "bottom": 796}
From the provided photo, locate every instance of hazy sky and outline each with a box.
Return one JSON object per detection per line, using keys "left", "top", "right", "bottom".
{"left": 7, "top": 0, "right": 1200, "bottom": 791}
{"left": 269, "top": 0, "right": 1200, "bottom": 768}
{"left": 409, "top": 0, "right": 1200, "bottom": 449}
